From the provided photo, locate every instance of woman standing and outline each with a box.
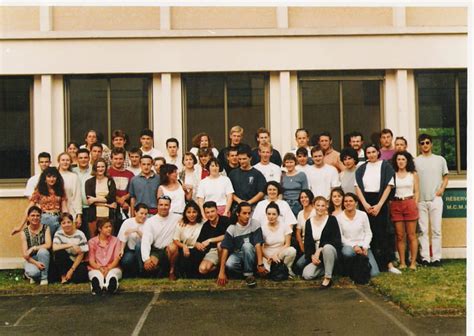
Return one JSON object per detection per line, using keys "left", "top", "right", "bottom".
{"left": 261, "top": 202, "right": 296, "bottom": 277}
{"left": 390, "top": 151, "right": 419, "bottom": 270}
{"left": 85, "top": 158, "right": 117, "bottom": 237}
{"left": 21, "top": 206, "right": 51, "bottom": 285}
{"left": 52, "top": 213, "right": 89, "bottom": 284}
{"left": 328, "top": 187, "right": 344, "bottom": 216}
{"left": 197, "top": 158, "right": 234, "bottom": 218}
{"left": 281, "top": 153, "right": 309, "bottom": 217}
{"left": 302, "top": 197, "right": 341, "bottom": 288}
{"left": 157, "top": 164, "right": 188, "bottom": 215}
{"left": 355, "top": 144, "right": 401, "bottom": 274}
{"left": 66, "top": 142, "right": 80, "bottom": 168}
{"left": 294, "top": 189, "right": 316, "bottom": 274}
{"left": 179, "top": 152, "right": 201, "bottom": 201}
{"left": 58, "top": 152, "right": 83, "bottom": 229}
{"left": 190, "top": 132, "right": 219, "bottom": 159}
{"left": 195, "top": 148, "right": 213, "bottom": 180}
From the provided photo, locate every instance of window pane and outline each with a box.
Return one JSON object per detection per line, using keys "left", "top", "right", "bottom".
{"left": 459, "top": 71, "right": 467, "bottom": 171}
{"left": 343, "top": 80, "right": 381, "bottom": 149}
{"left": 0, "top": 77, "right": 31, "bottom": 179}
{"left": 110, "top": 77, "right": 150, "bottom": 148}
{"left": 227, "top": 73, "right": 266, "bottom": 148}
{"left": 68, "top": 78, "right": 108, "bottom": 146}
{"left": 417, "top": 72, "right": 457, "bottom": 170}
{"left": 184, "top": 75, "right": 226, "bottom": 150}
{"left": 301, "top": 81, "right": 340, "bottom": 148}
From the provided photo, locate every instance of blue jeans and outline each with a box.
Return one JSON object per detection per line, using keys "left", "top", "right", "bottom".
{"left": 341, "top": 246, "right": 380, "bottom": 277}
{"left": 225, "top": 242, "right": 256, "bottom": 277}
{"left": 120, "top": 242, "right": 143, "bottom": 277}
{"left": 24, "top": 248, "right": 50, "bottom": 281}
{"left": 294, "top": 254, "right": 310, "bottom": 275}
{"left": 41, "top": 213, "right": 60, "bottom": 239}
{"left": 286, "top": 199, "right": 302, "bottom": 218}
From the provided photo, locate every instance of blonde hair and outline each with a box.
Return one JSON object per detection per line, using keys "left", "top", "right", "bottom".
{"left": 230, "top": 125, "right": 244, "bottom": 135}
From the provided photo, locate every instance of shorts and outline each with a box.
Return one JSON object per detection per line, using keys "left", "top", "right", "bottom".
{"left": 390, "top": 198, "right": 419, "bottom": 222}
{"left": 203, "top": 248, "right": 219, "bottom": 266}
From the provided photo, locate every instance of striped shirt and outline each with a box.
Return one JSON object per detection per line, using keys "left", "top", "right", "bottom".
{"left": 53, "top": 229, "right": 89, "bottom": 261}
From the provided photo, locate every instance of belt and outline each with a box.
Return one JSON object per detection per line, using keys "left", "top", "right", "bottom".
{"left": 393, "top": 196, "right": 414, "bottom": 201}
{"left": 43, "top": 211, "right": 61, "bottom": 215}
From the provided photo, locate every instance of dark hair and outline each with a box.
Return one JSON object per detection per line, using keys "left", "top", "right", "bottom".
{"left": 328, "top": 187, "right": 344, "bottom": 214}
{"left": 298, "top": 189, "right": 314, "bottom": 206}
{"left": 310, "top": 145, "right": 323, "bottom": 156}
{"left": 182, "top": 152, "right": 198, "bottom": 165}
{"left": 237, "top": 148, "right": 252, "bottom": 158}
{"left": 203, "top": 201, "right": 217, "bottom": 209}
{"left": 206, "top": 158, "right": 221, "bottom": 171}
{"left": 350, "top": 131, "right": 364, "bottom": 141}
{"left": 236, "top": 201, "right": 252, "bottom": 214}
{"left": 77, "top": 148, "right": 90, "bottom": 156}
{"left": 140, "top": 154, "right": 153, "bottom": 162}
{"left": 38, "top": 167, "right": 65, "bottom": 197}
{"left": 296, "top": 147, "right": 308, "bottom": 157}
{"left": 395, "top": 136, "right": 408, "bottom": 146}
{"left": 343, "top": 192, "right": 359, "bottom": 203}
{"left": 96, "top": 218, "right": 112, "bottom": 236}
{"left": 59, "top": 212, "right": 74, "bottom": 224}
{"left": 364, "top": 144, "right": 381, "bottom": 158}
{"left": 318, "top": 131, "right": 332, "bottom": 141}
{"left": 27, "top": 205, "right": 42, "bottom": 216}
{"left": 265, "top": 181, "right": 282, "bottom": 196}
{"left": 159, "top": 164, "right": 178, "bottom": 185}
{"left": 380, "top": 128, "right": 393, "bottom": 137}
{"left": 340, "top": 147, "right": 358, "bottom": 162}
{"left": 391, "top": 151, "right": 416, "bottom": 173}
{"left": 92, "top": 158, "right": 108, "bottom": 176}
{"left": 197, "top": 147, "right": 213, "bottom": 158}
{"left": 182, "top": 201, "right": 203, "bottom": 224}
{"left": 134, "top": 203, "right": 149, "bottom": 213}
{"left": 129, "top": 147, "right": 143, "bottom": 156}
{"left": 84, "top": 130, "right": 97, "bottom": 141}
{"left": 90, "top": 142, "right": 103, "bottom": 151}
{"left": 227, "top": 146, "right": 239, "bottom": 155}
{"left": 154, "top": 157, "right": 166, "bottom": 164}
{"left": 295, "top": 128, "right": 309, "bottom": 138}
{"left": 140, "top": 128, "right": 154, "bottom": 138}
{"left": 111, "top": 129, "right": 129, "bottom": 149}
{"left": 283, "top": 152, "right": 297, "bottom": 164}
{"left": 111, "top": 147, "right": 126, "bottom": 158}
{"left": 255, "top": 127, "right": 270, "bottom": 143}
{"left": 38, "top": 152, "right": 51, "bottom": 161}
{"left": 418, "top": 133, "right": 432, "bottom": 143}
{"left": 265, "top": 201, "right": 280, "bottom": 216}
{"left": 66, "top": 142, "right": 79, "bottom": 150}
{"left": 192, "top": 132, "right": 214, "bottom": 149}
{"left": 166, "top": 137, "right": 179, "bottom": 148}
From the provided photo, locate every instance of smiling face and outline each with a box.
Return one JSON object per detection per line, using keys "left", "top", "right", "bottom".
{"left": 299, "top": 192, "right": 311, "bottom": 208}
{"left": 312, "top": 150, "right": 324, "bottom": 167}
{"left": 331, "top": 191, "right": 343, "bottom": 208}
{"left": 284, "top": 159, "right": 296, "bottom": 172}
{"left": 419, "top": 138, "right": 433, "bottom": 154}
{"left": 157, "top": 198, "right": 171, "bottom": 217}
{"left": 204, "top": 206, "right": 218, "bottom": 222}
{"left": 111, "top": 153, "right": 125, "bottom": 170}
{"left": 46, "top": 174, "right": 57, "bottom": 187}
{"left": 112, "top": 136, "right": 126, "bottom": 149}
{"left": 343, "top": 196, "right": 357, "bottom": 211}
{"left": 238, "top": 154, "right": 251, "bottom": 170}
{"left": 396, "top": 154, "right": 408, "bottom": 170}
{"left": 38, "top": 157, "right": 51, "bottom": 171}
{"left": 58, "top": 154, "right": 71, "bottom": 171}
{"left": 140, "top": 135, "right": 153, "bottom": 150}
{"left": 60, "top": 216, "right": 75, "bottom": 235}
{"left": 258, "top": 147, "right": 271, "bottom": 163}
{"left": 67, "top": 144, "right": 78, "bottom": 158}
{"left": 350, "top": 136, "right": 363, "bottom": 151}
{"left": 135, "top": 207, "right": 148, "bottom": 224}
{"left": 395, "top": 139, "right": 407, "bottom": 153}
{"left": 28, "top": 210, "right": 41, "bottom": 227}
{"left": 227, "top": 150, "right": 239, "bottom": 166}
{"left": 266, "top": 184, "right": 279, "bottom": 201}
{"left": 318, "top": 136, "right": 331, "bottom": 151}
{"left": 199, "top": 135, "right": 209, "bottom": 148}
{"left": 209, "top": 161, "right": 220, "bottom": 177}
{"left": 342, "top": 156, "right": 356, "bottom": 170}
{"left": 314, "top": 199, "right": 328, "bottom": 216}
{"left": 95, "top": 161, "right": 106, "bottom": 177}
{"left": 185, "top": 206, "right": 198, "bottom": 224}
{"left": 77, "top": 152, "right": 90, "bottom": 169}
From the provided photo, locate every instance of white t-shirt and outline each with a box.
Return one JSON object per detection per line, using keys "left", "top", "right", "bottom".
{"left": 311, "top": 215, "right": 329, "bottom": 250}
{"left": 261, "top": 221, "right": 292, "bottom": 259}
{"left": 24, "top": 174, "right": 40, "bottom": 198}
{"left": 394, "top": 173, "right": 415, "bottom": 198}
{"left": 295, "top": 164, "right": 312, "bottom": 178}
{"left": 160, "top": 185, "right": 186, "bottom": 214}
{"left": 127, "top": 167, "right": 142, "bottom": 176}
{"left": 306, "top": 164, "right": 341, "bottom": 199}
{"left": 60, "top": 170, "right": 82, "bottom": 217}
{"left": 141, "top": 148, "right": 164, "bottom": 159}
{"left": 196, "top": 175, "right": 234, "bottom": 206}
{"left": 296, "top": 208, "right": 316, "bottom": 240}
{"left": 118, "top": 217, "right": 144, "bottom": 250}
{"left": 252, "top": 199, "right": 297, "bottom": 229}
{"left": 165, "top": 155, "right": 183, "bottom": 172}
{"left": 173, "top": 223, "right": 204, "bottom": 248}
{"left": 141, "top": 213, "right": 181, "bottom": 261}
{"left": 357, "top": 160, "right": 394, "bottom": 192}
{"left": 415, "top": 154, "right": 449, "bottom": 201}
{"left": 253, "top": 162, "right": 282, "bottom": 183}
{"left": 336, "top": 210, "right": 372, "bottom": 249}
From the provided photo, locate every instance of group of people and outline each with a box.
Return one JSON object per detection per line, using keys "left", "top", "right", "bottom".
{"left": 12, "top": 125, "right": 449, "bottom": 293}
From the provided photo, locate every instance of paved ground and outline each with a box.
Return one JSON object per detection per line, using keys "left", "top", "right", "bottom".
{"left": 0, "top": 288, "right": 465, "bottom": 336}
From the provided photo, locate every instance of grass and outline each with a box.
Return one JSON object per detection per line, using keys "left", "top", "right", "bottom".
{"left": 0, "top": 260, "right": 466, "bottom": 317}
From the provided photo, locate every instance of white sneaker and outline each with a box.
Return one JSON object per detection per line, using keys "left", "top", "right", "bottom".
{"left": 40, "top": 280, "right": 48, "bottom": 285}
{"left": 388, "top": 267, "right": 402, "bottom": 275}
{"left": 24, "top": 273, "right": 35, "bottom": 284}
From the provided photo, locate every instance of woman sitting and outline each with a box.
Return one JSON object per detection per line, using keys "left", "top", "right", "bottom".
{"left": 21, "top": 206, "right": 51, "bottom": 285}
{"left": 173, "top": 201, "right": 204, "bottom": 278}
{"left": 52, "top": 213, "right": 89, "bottom": 284}
{"left": 261, "top": 202, "right": 296, "bottom": 278}
{"left": 336, "top": 193, "right": 380, "bottom": 278}
{"left": 328, "top": 187, "right": 344, "bottom": 216}
{"left": 118, "top": 203, "right": 148, "bottom": 277}
{"left": 302, "top": 197, "right": 341, "bottom": 289}
{"left": 294, "top": 189, "right": 316, "bottom": 274}
{"left": 88, "top": 219, "right": 122, "bottom": 295}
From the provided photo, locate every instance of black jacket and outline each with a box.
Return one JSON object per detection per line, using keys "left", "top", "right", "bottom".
{"left": 85, "top": 177, "right": 117, "bottom": 220}
{"left": 304, "top": 215, "right": 342, "bottom": 260}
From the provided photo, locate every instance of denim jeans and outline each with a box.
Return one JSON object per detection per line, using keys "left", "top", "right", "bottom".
{"left": 286, "top": 199, "right": 302, "bottom": 218}
{"left": 24, "top": 248, "right": 50, "bottom": 281}
{"left": 341, "top": 246, "right": 380, "bottom": 277}
{"left": 294, "top": 254, "right": 310, "bottom": 275}
{"left": 40, "top": 213, "right": 60, "bottom": 239}
{"left": 120, "top": 241, "right": 143, "bottom": 277}
{"left": 225, "top": 242, "right": 256, "bottom": 277}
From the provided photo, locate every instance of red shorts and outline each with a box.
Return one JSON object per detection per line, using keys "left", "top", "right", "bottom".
{"left": 390, "top": 198, "right": 419, "bottom": 222}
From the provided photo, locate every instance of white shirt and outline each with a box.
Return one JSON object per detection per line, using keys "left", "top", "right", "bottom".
{"left": 336, "top": 210, "right": 372, "bottom": 249}
{"left": 394, "top": 173, "right": 415, "bottom": 198}
{"left": 357, "top": 160, "right": 394, "bottom": 192}
{"left": 296, "top": 208, "right": 316, "bottom": 240}
{"left": 253, "top": 162, "right": 282, "bottom": 182}
{"left": 128, "top": 167, "right": 142, "bottom": 176}
{"left": 24, "top": 174, "right": 40, "bottom": 198}
{"left": 141, "top": 213, "right": 181, "bottom": 261}
{"left": 261, "top": 221, "right": 292, "bottom": 259}
{"left": 165, "top": 155, "right": 183, "bottom": 171}
{"left": 252, "top": 199, "right": 297, "bottom": 228}
{"left": 173, "top": 223, "right": 204, "bottom": 248}
{"left": 140, "top": 147, "right": 163, "bottom": 159}
{"left": 306, "top": 164, "right": 341, "bottom": 199}
{"left": 196, "top": 175, "right": 234, "bottom": 206}
{"left": 60, "top": 170, "right": 82, "bottom": 217}
{"left": 118, "top": 217, "right": 144, "bottom": 250}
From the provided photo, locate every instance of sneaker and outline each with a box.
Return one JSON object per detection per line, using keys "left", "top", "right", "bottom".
{"left": 39, "top": 280, "right": 48, "bottom": 286}
{"left": 245, "top": 275, "right": 257, "bottom": 288}
{"left": 421, "top": 260, "right": 430, "bottom": 267}
{"left": 431, "top": 260, "right": 442, "bottom": 267}
{"left": 91, "top": 277, "right": 101, "bottom": 296}
{"left": 24, "top": 273, "right": 35, "bottom": 284}
{"left": 107, "top": 277, "right": 118, "bottom": 294}
{"left": 388, "top": 267, "right": 402, "bottom": 275}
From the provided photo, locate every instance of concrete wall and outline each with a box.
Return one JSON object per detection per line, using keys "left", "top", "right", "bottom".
{"left": 0, "top": 6, "right": 39, "bottom": 32}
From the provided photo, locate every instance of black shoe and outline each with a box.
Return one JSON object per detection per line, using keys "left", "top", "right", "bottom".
{"left": 431, "top": 260, "right": 442, "bottom": 267}
{"left": 320, "top": 279, "right": 333, "bottom": 290}
{"left": 91, "top": 277, "right": 101, "bottom": 296}
{"left": 107, "top": 277, "right": 118, "bottom": 294}
{"left": 245, "top": 275, "right": 257, "bottom": 288}
{"left": 421, "top": 260, "right": 430, "bottom": 267}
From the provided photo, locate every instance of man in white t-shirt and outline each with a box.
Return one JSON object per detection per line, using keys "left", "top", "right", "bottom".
{"left": 253, "top": 144, "right": 282, "bottom": 183}
{"left": 415, "top": 134, "right": 449, "bottom": 267}
{"left": 24, "top": 152, "right": 51, "bottom": 198}
{"left": 141, "top": 196, "right": 180, "bottom": 279}
{"left": 164, "top": 138, "right": 183, "bottom": 171}
{"left": 139, "top": 128, "right": 163, "bottom": 159}
{"left": 306, "top": 146, "right": 341, "bottom": 199}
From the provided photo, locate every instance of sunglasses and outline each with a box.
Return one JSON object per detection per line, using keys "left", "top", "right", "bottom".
{"left": 419, "top": 141, "right": 431, "bottom": 145}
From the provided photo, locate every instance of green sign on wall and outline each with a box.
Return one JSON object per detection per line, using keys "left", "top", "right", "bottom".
{"left": 442, "top": 188, "right": 467, "bottom": 218}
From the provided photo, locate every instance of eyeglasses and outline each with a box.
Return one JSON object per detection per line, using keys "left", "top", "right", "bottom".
{"left": 419, "top": 141, "right": 431, "bottom": 145}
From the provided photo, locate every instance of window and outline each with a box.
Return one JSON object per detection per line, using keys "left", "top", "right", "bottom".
{"left": 65, "top": 75, "right": 151, "bottom": 148}
{"left": 183, "top": 73, "right": 267, "bottom": 150}
{"left": 0, "top": 77, "right": 32, "bottom": 180}
{"left": 300, "top": 72, "right": 383, "bottom": 150}
{"left": 416, "top": 70, "right": 467, "bottom": 173}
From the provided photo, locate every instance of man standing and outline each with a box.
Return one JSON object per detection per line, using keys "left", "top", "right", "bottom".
{"left": 141, "top": 196, "right": 180, "bottom": 279}
{"left": 128, "top": 147, "right": 142, "bottom": 176}
{"left": 229, "top": 149, "right": 266, "bottom": 211}
{"left": 164, "top": 138, "right": 183, "bottom": 171}
{"left": 217, "top": 202, "right": 266, "bottom": 287}
{"left": 349, "top": 131, "right": 366, "bottom": 163}
{"left": 415, "top": 134, "right": 449, "bottom": 267}
{"left": 24, "top": 152, "right": 51, "bottom": 198}
{"left": 129, "top": 155, "right": 160, "bottom": 217}
{"left": 394, "top": 136, "right": 408, "bottom": 153}
{"left": 379, "top": 128, "right": 396, "bottom": 161}
{"left": 139, "top": 129, "right": 163, "bottom": 159}
{"left": 251, "top": 128, "right": 282, "bottom": 166}
{"left": 90, "top": 143, "right": 103, "bottom": 166}
{"left": 218, "top": 125, "right": 252, "bottom": 167}
{"left": 111, "top": 129, "right": 131, "bottom": 169}
{"left": 73, "top": 148, "right": 92, "bottom": 238}
{"left": 306, "top": 146, "right": 340, "bottom": 199}
{"left": 319, "top": 131, "right": 345, "bottom": 172}
{"left": 253, "top": 144, "right": 282, "bottom": 182}
{"left": 223, "top": 147, "right": 239, "bottom": 176}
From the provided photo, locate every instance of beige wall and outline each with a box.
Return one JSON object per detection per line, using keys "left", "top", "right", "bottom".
{"left": 0, "top": 198, "right": 29, "bottom": 258}
{"left": 442, "top": 218, "right": 467, "bottom": 248}
{"left": 406, "top": 7, "right": 468, "bottom": 26}
{"left": 171, "top": 7, "right": 277, "bottom": 30}
{"left": 288, "top": 7, "right": 393, "bottom": 28}
{"left": 52, "top": 7, "right": 161, "bottom": 31}
{"left": 0, "top": 6, "right": 39, "bottom": 32}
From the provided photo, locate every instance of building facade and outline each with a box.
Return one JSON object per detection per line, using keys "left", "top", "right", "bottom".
{"left": 0, "top": 6, "right": 468, "bottom": 268}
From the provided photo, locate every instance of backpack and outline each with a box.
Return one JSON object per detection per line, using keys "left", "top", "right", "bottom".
{"left": 269, "top": 262, "right": 289, "bottom": 281}
{"left": 350, "top": 254, "right": 372, "bottom": 285}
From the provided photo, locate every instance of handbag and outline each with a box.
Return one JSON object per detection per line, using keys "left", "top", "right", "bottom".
{"left": 269, "top": 262, "right": 289, "bottom": 281}
{"left": 350, "top": 254, "right": 372, "bottom": 285}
